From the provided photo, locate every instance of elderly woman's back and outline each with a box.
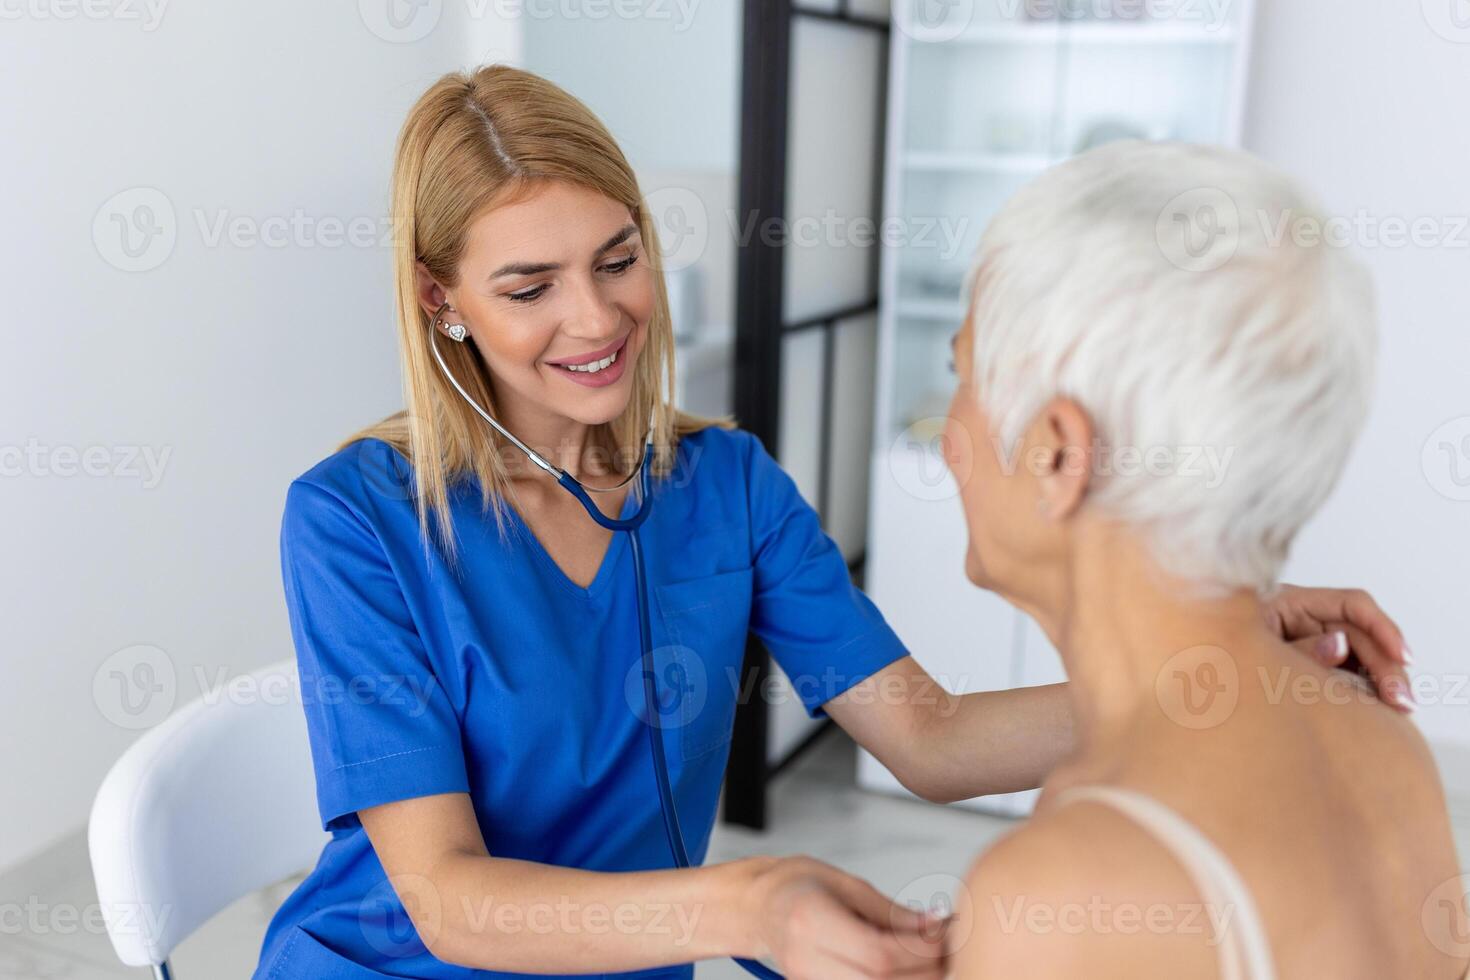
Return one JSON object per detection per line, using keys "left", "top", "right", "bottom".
{"left": 935, "top": 141, "right": 1468, "bottom": 980}
{"left": 956, "top": 633, "right": 1463, "bottom": 979}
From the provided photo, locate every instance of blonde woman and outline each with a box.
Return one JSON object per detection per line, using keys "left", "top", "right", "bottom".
{"left": 940, "top": 142, "right": 1466, "bottom": 979}
{"left": 251, "top": 67, "right": 1415, "bottom": 980}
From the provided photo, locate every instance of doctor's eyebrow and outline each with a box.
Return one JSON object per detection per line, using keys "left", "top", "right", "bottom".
{"left": 488, "top": 224, "right": 640, "bottom": 280}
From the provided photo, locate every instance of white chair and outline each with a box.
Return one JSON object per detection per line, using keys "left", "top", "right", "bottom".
{"left": 88, "top": 657, "right": 329, "bottom": 979}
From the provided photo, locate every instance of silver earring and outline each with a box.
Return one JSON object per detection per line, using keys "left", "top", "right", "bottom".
{"left": 434, "top": 301, "right": 468, "bottom": 343}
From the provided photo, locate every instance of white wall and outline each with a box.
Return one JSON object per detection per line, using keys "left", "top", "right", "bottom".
{"left": 1245, "top": 1, "right": 1470, "bottom": 753}
{"left": 522, "top": 3, "right": 740, "bottom": 174}
{"left": 0, "top": 2, "right": 520, "bottom": 873}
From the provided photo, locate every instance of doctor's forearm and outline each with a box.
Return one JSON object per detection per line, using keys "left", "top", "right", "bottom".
{"left": 426, "top": 852, "right": 769, "bottom": 972}
{"left": 894, "top": 682, "right": 1075, "bottom": 803}
{"left": 828, "top": 660, "right": 1077, "bottom": 802}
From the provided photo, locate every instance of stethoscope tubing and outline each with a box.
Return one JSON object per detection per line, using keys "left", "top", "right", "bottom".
{"left": 430, "top": 327, "right": 782, "bottom": 978}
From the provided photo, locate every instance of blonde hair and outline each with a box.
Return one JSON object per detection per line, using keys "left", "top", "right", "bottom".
{"left": 343, "top": 64, "right": 732, "bottom": 564}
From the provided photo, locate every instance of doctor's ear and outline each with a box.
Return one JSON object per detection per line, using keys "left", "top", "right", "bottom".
{"left": 413, "top": 260, "right": 455, "bottom": 323}
{"left": 1031, "top": 397, "right": 1095, "bottom": 522}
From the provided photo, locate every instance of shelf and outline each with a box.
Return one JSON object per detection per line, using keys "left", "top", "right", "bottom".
{"left": 894, "top": 297, "right": 968, "bottom": 322}
{"left": 903, "top": 150, "right": 1053, "bottom": 174}
{"left": 930, "top": 21, "right": 1239, "bottom": 46}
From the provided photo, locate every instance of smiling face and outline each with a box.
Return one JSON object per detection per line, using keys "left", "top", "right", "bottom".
{"left": 417, "top": 179, "right": 655, "bottom": 444}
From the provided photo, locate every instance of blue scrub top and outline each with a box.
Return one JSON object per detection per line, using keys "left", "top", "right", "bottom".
{"left": 252, "top": 425, "right": 909, "bottom": 979}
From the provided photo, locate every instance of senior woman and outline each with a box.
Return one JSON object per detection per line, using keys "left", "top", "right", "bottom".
{"left": 938, "top": 141, "right": 1467, "bottom": 980}
{"left": 253, "top": 64, "right": 1418, "bottom": 980}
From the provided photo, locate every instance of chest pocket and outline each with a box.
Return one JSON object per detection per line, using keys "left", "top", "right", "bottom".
{"left": 653, "top": 566, "right": 755, "bottom": 762}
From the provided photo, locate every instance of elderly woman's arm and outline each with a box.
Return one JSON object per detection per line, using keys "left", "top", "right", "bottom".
{"left": 825, "top": 584, "right": 1413, "bottom": 804}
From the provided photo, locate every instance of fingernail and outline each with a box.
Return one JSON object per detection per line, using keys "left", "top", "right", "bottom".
{"left": 1401, "top": 644, "right": 1414, "bottom": 666}
{"left": 1316, "top": 631, "right": 1348, "bottom": 662}
{"left": 1390, "top": 681, "right": 1417, "bottom": 712}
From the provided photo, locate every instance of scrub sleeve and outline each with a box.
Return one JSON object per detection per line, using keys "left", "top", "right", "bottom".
{"left": 742, "top": 430, "right": 910, "bottom": 717}
{"left": 280, "top": 481, "right": 470, "bottom": 834}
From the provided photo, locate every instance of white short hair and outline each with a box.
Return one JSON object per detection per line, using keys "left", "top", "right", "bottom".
{"left": 965, "top": 141, "right": 1377, "bottom": 593}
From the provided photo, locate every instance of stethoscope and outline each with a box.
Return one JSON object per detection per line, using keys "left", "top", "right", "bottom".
{"left": 429, "top": 305, "right": 782, "bottom": 980}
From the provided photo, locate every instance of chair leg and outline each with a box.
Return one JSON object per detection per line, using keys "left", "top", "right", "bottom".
{"left": 152, "top": 961, "right": 173, "bottom": 980}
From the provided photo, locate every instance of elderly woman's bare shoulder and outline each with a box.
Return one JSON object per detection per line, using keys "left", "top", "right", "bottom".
{"left": 946, "top": 800, "right": 1226, "bottom": 980}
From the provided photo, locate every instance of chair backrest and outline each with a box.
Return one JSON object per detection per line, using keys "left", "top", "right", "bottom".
{"left": 88, "top": 657, "right": 328, "bottom": 968}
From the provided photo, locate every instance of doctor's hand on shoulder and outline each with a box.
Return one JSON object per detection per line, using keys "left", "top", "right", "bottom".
{"left": 740, "top": 855, "right": 949, "bottom": 980}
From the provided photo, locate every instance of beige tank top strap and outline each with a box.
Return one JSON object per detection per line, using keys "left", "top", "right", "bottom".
{"left": 1052, "top": 785, "right": 1276, "bottom": 980}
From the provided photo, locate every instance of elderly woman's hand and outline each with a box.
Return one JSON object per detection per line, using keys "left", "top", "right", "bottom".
{"left": 1265, "top": 585, "right": 1414, "bottom": 712}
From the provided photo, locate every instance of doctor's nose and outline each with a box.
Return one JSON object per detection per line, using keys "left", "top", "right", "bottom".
{"left": 561, "top": 273, "right": 625, "bottom": 341}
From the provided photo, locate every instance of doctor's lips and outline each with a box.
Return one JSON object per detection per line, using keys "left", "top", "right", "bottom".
{"left": 546, "top": 333, "right": 632, "bottom": 388}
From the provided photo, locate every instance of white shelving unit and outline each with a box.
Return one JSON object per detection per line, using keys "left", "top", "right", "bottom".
{"left": 859, "top": 0, "right": 1257, "bottom": 817}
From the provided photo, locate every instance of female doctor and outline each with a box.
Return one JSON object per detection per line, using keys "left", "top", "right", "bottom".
{"left": 251, "top": 65, "right": 1414, "bottom": 980}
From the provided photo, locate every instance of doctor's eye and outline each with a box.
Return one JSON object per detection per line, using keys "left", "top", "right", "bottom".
{"left": 947, "top": 358, "right": 956, "bottom": 376}
{"left": 600, "top": 251, "right": 640, "bottom": 275}
{"left": 507, "top": 284, "right": 549, "bottom": 304}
